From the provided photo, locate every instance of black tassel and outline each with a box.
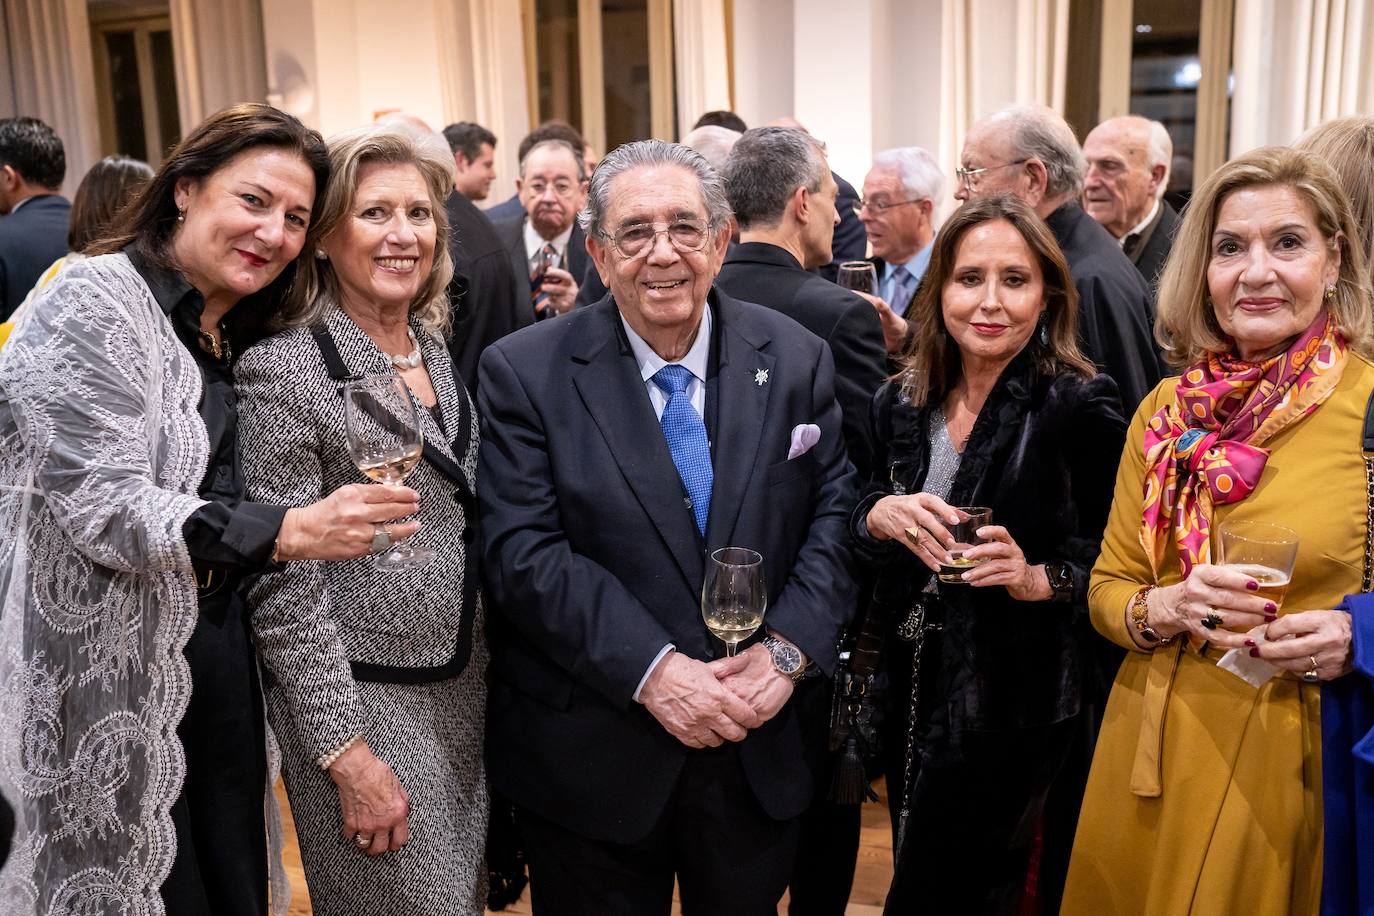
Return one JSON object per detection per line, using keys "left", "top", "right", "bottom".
{"left": 829, "top": 734, "right": 872, "bottom": 804}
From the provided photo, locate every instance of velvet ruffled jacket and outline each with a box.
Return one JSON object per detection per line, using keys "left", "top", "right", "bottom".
{"left": 852, "top": 351, "right": 1128, "bottom": 739}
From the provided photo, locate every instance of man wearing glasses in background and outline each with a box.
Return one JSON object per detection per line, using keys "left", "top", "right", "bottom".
{"left": 954, "top": 103, "right": 1161, "bottom": 415}
{"left": 477, "top": 139, "right": 857, "bottom": 915}
{"left": 853, "top": 147, "right": 943, "bottom": 354}
{"left": 491, "top": 137, "right": 597, "bottom": 321}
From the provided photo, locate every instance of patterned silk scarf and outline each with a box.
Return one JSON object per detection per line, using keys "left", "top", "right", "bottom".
{"left": 1140, "top": 312, "right": 1347, "bottom": 576}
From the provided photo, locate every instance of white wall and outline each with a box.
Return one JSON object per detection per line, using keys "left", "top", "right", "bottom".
{"left": 729, "top": 0, "right": 794, "bottom": 127}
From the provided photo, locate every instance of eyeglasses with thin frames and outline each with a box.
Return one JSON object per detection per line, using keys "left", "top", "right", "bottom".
{"left": 955, "top": 159, "right": 1029, "bottom": 191}
{"left": 602, "top": 219, "right": 712, "bottom": 259}
{"left": 855, "top": 197, "right": 925, "bottom": 215}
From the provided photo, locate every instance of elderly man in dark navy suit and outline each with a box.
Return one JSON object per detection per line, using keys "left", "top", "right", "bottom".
{"left": 0, "top": 117, "right": 69, "bottom": 319}
{"left": 478, "top": 139, "right": 858, "bottom": 916}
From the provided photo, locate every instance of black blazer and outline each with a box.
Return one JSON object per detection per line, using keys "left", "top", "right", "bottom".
{"left": 477, "top": 291, "right": 858, "bottom": 843}
{"left": 445, "top": 191, "right": 526, "bottom": 393}
{"left": 0, "top": 194, "right": 70, "bottom": 319}
{"left": 490, "top": 213, "right": 598, "bottom": 312}
{"left": 815, "top": 171, "right": 868, "bottom": 284}
{"left": 716, "top": 241, "right": 887, "bottom": 482}
{"left": 1045, "top": 203, "right": 1162, "bottom": 416}
{"left": 483, "top": 192, "right": 524, "bottom": 224}
{"left": 853, "top": 350, "right": 1126, "bottom": 740}
{"left": 1129, "top": 200, "right": 1181, "bottom": 298}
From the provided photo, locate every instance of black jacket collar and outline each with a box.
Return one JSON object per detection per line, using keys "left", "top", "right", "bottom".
{"left": 724, "top": 241, "right": 805, "bottom": 272}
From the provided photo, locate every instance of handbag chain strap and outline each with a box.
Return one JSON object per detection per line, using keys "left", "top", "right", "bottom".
{"left": 1361, "top": 389, "right": 1374, "bottom": 591}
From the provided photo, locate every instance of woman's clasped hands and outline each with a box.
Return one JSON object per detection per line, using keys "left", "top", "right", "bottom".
{"left": 866, "top": 493, "right": 1051, "bottom": 601}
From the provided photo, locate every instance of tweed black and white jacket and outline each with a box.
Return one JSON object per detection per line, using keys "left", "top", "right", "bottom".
{"left": 236, "top": 305, "right": 480, "bottom": 761}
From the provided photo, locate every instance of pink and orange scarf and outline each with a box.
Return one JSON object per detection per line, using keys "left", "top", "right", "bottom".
{"left": 1140, "top": 313, "right": 1347, "bottom": 577}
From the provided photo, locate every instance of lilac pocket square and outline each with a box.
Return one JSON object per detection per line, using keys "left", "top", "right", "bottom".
{"left": 788, "top": 423, "right": 822, "bottom": 460}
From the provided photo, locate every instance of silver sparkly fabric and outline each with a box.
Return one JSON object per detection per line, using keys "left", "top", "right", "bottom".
{"left": 922, "top": 405, "right": 963, "bottom": 593}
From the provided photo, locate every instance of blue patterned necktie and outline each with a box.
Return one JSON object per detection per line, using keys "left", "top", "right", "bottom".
{"left": 651, "top": 365, "right": 712, "bottom": 535}
{"left": 889, "top": 265, "right": 916, "bottom": 317}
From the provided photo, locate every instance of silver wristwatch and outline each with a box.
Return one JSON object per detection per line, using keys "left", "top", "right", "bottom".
{"left": 761, "top": 634, "right": 806, "bottom": 683}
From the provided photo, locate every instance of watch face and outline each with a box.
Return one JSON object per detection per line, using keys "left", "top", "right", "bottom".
{"left": 770, "top": 640, "right": 803, "bottom": 673}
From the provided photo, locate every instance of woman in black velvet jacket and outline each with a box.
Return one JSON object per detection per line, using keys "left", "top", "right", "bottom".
{"left": 855, "top": 195, "right": 1127, "bottom": 915}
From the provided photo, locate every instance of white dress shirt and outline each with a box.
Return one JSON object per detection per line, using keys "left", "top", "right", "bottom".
{"left": 523, "top": 219, "right": 575, "bottom": 273}
{"left": 1118, "top": 199, "right": 1161, "bottom": 248}
{"left": 618, "top": 306, "right": 713, "bottom": 700}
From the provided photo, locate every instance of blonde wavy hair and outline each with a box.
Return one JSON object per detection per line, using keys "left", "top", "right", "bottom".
{"left": 1295, "top": 116, "right": 1374, "bottom": 269}
{"left": 277, "top": 123, "right": 455, "bottom": 334}
{"left": 1156, "top": 146, "right": 1374, "bottom": 366}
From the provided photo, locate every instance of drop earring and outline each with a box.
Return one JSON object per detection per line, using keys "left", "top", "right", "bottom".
{"left": 176, "top": 207, "right": 185, "bottom": 223}
{"left": 1038, "top": 315, "right": 1050, "bottom": 346}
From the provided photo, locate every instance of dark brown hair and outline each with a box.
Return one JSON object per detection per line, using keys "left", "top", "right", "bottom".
{"left": 896, "top": 193, "right": 1095, "bottom": 406}
{"left": 69, "top": 156, "right": 153, "bottom": 252}
{"left": 90, "top": 103, "right": 329, "bottom": 344}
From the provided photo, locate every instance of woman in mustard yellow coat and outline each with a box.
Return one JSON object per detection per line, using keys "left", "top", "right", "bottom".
{"left": 1062, "top": 147, "right": 1374, "bottom": 915}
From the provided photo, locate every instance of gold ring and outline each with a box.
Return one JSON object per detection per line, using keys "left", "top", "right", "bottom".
{"left": 1302, "top": 655, "right": 1320, "bottom": 683}
{"left": 1201, "top": 610, "right": 1223, "bottom": 630}
{"left": 354, "top": 832, "right": 372, "bottom": 848}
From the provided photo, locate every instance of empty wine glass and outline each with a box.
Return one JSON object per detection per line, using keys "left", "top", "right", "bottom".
{"left": 836, "top": 261, "right": 879, "bottom": 295}
{"left": 701, "top": 547, "right": 766, "bottom": 656}
{"left": 342, "top": 373, "right": 435, "bottom": 572}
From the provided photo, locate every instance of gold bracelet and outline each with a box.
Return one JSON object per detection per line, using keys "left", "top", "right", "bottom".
{"left": 1129, "top": 586, "right": 1174, "bottom": 646}
{"left": 316, "top": 734, "right": 362, "bottom": 770}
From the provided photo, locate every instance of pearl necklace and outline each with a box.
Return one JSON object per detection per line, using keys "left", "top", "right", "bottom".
{"left": 388, "top": 329, "right": 422, "bottom": 370}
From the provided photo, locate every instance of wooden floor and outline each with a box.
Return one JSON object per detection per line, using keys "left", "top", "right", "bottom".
{"left": 277, "top": 781, "right": 894, "bottom": 915}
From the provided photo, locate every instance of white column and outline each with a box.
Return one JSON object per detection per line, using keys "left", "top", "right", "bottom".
{"left": 674, "top": 0, "right": 733, "bottom": 138}
{"left": 1, "top": 0, "right": 102, "bottom": 198}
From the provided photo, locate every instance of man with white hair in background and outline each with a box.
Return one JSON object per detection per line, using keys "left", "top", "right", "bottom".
{"left": 1083, "top": 115, "right": 1180, "bottom": 296}
{"left": 858, "top": 147, "right": 942, "bottom": 319}
{"left": 682, "top": 124, "right": 742, "bottom": 172}
{"left": 956, "top": 103, "right": 1160, "bottom": 415}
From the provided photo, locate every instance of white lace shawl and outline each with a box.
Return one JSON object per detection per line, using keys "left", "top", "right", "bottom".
{"left": 0, "top": 253, "right": 209, "bottom": 915}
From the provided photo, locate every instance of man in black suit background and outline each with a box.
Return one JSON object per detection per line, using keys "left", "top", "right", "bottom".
{"left": 440, "top": 120, "right": 525, "bottom": 392}
{"left": 491, "top": 138, "right": 598, "bottom": 320}
{"left": 717, "top": 126, "right": 885, "bottom": 482}
{"left": 717, "top": 126, "right": 883, "bottom": 916}
{"left": 955, "top": 104, "right": 1160, "bottom": 414}
{"left": 0, "top": 117, "right": 69, "bottom": 319}
{"left": 477, "top": 139, "right": 857, "bottom": 915}
{"left": 1083, "top": 115, "right": 1181, "bottom": 300}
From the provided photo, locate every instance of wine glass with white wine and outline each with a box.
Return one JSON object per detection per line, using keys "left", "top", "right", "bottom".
{"left": 702, "top": 547, "right": 766, "bottom": 657}
{"left": 342, "top": 373, "right": 436, "bottom": 572}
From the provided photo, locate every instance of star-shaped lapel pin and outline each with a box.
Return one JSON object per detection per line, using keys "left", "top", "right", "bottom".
{"left": 754, "top": 368, "right": 769, "bottom": 387}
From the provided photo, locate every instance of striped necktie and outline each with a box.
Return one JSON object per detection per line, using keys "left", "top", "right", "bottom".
{"left": 530, "top": 242, "right": 557, "bottom": 320}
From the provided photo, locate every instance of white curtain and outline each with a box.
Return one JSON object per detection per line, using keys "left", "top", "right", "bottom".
{"left": 1231, "top": 0, "right": 1374, "bottom": 153}
{"left": 169, "top": 0, "right": 269, "bottom": 131}
{"left": 434, "top": 0, "right": 532, "bottom": 204}
{"left": 674, "top": 0, "right": 732, "bottom": 139}
{"left": 0, "top": 0, "right": 102, "bottom": 199}
{"left": 937, "top": 0, "right": 1068, "bottom": 215}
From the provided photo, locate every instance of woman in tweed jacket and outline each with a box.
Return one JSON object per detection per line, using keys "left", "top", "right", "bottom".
{"left": 237, "top": 124, "right": 487, "bottom": 915}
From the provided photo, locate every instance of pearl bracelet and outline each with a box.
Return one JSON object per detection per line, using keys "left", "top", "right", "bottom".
{"left": 316, "top": 734, "right": 362, "bottom": 770}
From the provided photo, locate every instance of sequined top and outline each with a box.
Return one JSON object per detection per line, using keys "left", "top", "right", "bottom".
{"left": 922, "top": 404, "right": 962, "bottom": 593}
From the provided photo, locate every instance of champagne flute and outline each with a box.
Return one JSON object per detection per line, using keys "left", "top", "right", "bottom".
{"left": 1217, "top": 520, "right": 1298, "bottom": 626}
{"left": 932, "top": 507, "right": 993, "bottom": 585}
{"left": 701, "top": 547, "right": 766, "bottom": 657}
{"left": 342, "top": 373, "right": 435, "bottom": 572}
{"left": 836, "top": 261, "right": 879, "bottom": 295}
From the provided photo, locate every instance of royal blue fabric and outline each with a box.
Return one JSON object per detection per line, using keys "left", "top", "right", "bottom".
{"left": 1322, "top": 592, "right": 1374, "bottom": 916}
{"left": 651, "top": 364, "right": 712, "bottom": 535}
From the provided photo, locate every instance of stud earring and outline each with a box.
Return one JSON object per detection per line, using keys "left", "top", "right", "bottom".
{"left": 1326, "top": 284, "right": 1337, "bottom": 300}
{"left": 315, "top": 249, "right": 328, "bottom": 260}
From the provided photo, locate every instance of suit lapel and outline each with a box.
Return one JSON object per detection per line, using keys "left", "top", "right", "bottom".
{"left": 573, "top": 306, "right": 705, "bottom": 592}
{"left": 704, "top": 296, "right": 773, "bottom": 552}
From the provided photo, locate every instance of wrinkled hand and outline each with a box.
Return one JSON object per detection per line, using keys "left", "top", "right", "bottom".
{"left": 1148, "top": 564, "right": 1276, "bottom": 649}
{"left": 710, "top": 644, "right": 794, "bottom": 726}
{"left": 278, "top": 484, "right": 421, "bottom": 562}
{"left": 330, "top": 741, "right": 410, "bottom": 856}
{"left": 639, "top": 651, "right": 761, "bottom": 748}
{"left": 865, "top": 493, "right": 960, "bottom": 572}
{"left": 1248, "top": 609, "right": 1353, "bottom": 681}
{"left": 961, "top": 525, "right": 1051, "bottom": 601}
{"left": 541, "top": 266, "right": 579, "bottom": 315}
{"left": 854, "top": 291, "right": 909, "bottom": 354}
